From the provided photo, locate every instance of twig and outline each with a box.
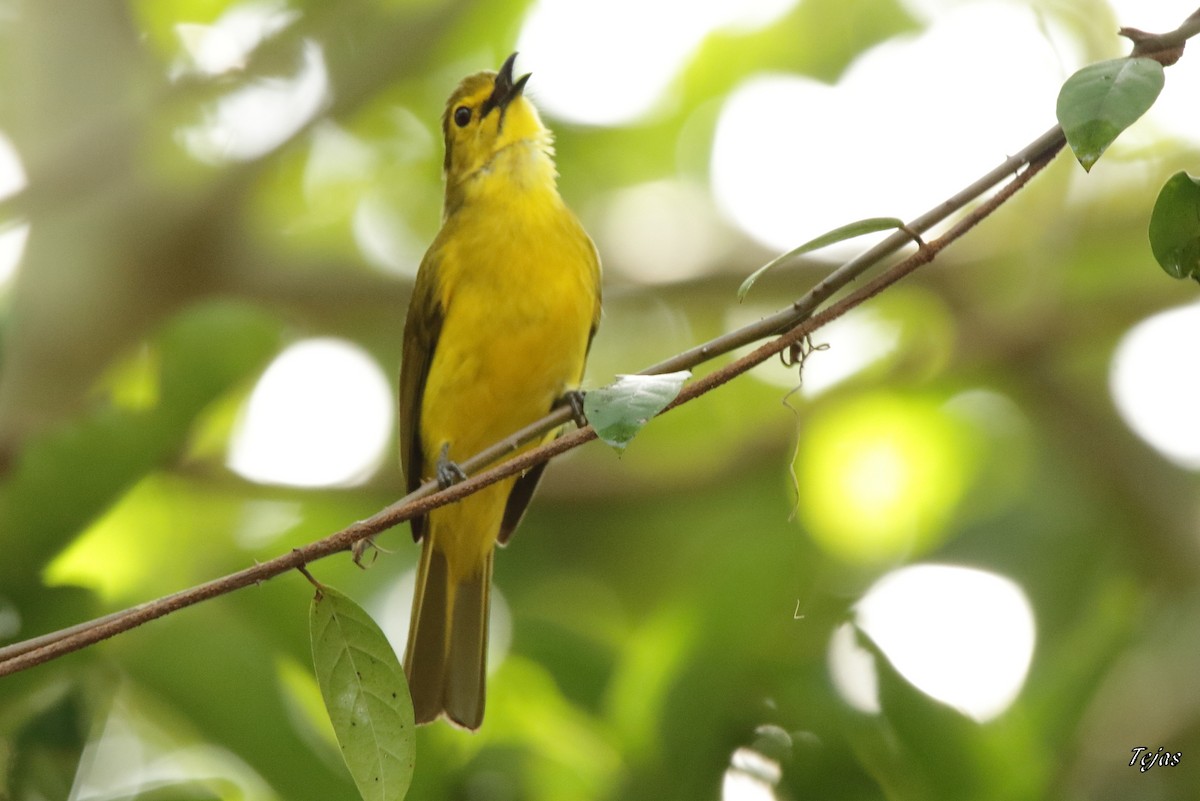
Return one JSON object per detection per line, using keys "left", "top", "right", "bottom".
{"left": 662, "top": 144, "right": 1064, "bottom": 414}
{"left": 0, "top": 132, "right": 1062, "bottom": 678}
{"left": 1121, "top": 4, "right": 1200, "bottom": 65}
{"left": 441, "top": 124, "right": 1070, "bottom": 483}
{"left": 0, "top": 7, "right": 1193, "bottom": 677}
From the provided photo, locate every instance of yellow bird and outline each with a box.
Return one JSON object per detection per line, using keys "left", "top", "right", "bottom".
{"left": 399, "top": 53, "right": 602, "bottom": 729}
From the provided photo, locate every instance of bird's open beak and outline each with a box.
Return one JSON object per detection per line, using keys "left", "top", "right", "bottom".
{"left": 482, "top": 52, "right": 531, "bottom": 118}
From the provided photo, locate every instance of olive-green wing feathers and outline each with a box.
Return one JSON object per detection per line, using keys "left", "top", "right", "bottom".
{"left": 399, "top": 253, "right": 444, "bottom": 543}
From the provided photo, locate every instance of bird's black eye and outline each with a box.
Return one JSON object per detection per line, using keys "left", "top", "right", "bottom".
{"left": 453, "top": 106, "right": 471, "bottom": 127}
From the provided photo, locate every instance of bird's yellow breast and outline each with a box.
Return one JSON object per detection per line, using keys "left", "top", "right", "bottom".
{"left": 417, "top": 158, "right": 599, "bottom": 571}
{"left": 422, "top": 195, "right": 596, "bottom": 457}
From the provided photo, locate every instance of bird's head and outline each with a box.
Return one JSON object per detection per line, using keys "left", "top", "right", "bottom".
{"left": 440, "top": 53, "right": 552, "bottom": 187}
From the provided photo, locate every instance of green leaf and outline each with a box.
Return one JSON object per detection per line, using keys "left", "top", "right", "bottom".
{"left": 1056, "top": 57, "right": 1164, "bottom": 172}
{"left": 310, "top": 585, "right": 415, "bottom": 801}
{"left": 584, "top": 371, "right": 691, "bottom": 450}
{"left": 738, "top": 217, "right": 906, "bottom": 300}
{"left": 1149, "top": 171, "right": 1200, "bottom": 281}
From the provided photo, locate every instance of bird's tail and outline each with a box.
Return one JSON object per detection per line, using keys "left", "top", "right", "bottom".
{"left": 404, "top": 539, "right": 491, "bottom": 730}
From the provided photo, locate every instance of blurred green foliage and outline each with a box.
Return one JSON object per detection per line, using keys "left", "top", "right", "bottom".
{"left": 1, "top": 1, "right": 1199, "bottom": 800}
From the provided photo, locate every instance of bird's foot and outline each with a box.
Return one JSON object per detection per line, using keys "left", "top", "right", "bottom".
{"left": 556, "top": 389, "right": 589, "bottom": 428}
{"left": 436, "top": 442, "right": 468, "bottom": 489}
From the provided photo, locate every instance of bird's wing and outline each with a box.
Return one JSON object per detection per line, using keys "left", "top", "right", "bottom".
{"left": 399, "top": 249, "right": 445, "bottom": 543}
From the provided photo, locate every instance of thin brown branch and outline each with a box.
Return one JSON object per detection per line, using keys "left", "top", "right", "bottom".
{"left": 448, "top": 126, "right": 1071, "bottom": 482}
{"left": 1122, "top": 6, "right": 1200, "bottom": 65}
{"left": 663, "top": 144, "right": 1064, "bottom": 413}
{"left": 0, "top": 134, "right": 1063, "bottom": 679}
{"left": 0, "top": 6, "right": 1191, "bottom": 677}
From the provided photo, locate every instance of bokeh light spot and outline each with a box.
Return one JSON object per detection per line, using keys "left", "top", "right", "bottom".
{"left": 174, "top": 1, "right": 300, "bottom": 77}
{"left": 227, "top": 338, "right": 393, "bottom": 488}
{"left": 179, "top": 38, "right": 329, "bottom": 163}
{"left": 827, "top": 622, "right": 880, "bottom": 714}
{"left": 1110, "top": 302, "right": 1200, "bottom": 470}
{"left": 722, "top": 747, "right": 781, "bottom": 801}
{"left": 518, "top": 0, "right": 799, "bottom": 126}
{"left": 601, "top": 180, "right": 731, "bottom": 284}
{"left": 712, "top": 2, "right": 1063, "bottom": 251}
{"left": 829, "top": 564, "right": 1037, "bottom": 722}
{"left": 797, "top": 309, "right": 900, "bottom": 397}
{"left": 0, "top": 131, "right": 29, "bottom": 289}
{"left": 796, "top": 394, "right": 977, "bottom": 564}
{"left": 72, "top": 690, "right": 274, "bottom": 801}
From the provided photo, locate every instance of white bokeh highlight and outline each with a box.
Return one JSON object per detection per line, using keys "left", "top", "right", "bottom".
{"left": 517, "top": 0, "right": 799, "bottom": 125}
{"left": 70, "top": 691, "right": 273, "bottom": 801}
{"left": 1110, "top": 302, "right": 1200, "bottom": 470}
{"left": 797, "top": 308, "right": 900, "bottom": 397}
{"left": 726, "top": 305, "right": 901, "bottom": 394}
{"left": 0, "top": 131, "right": 29, "bottom": 289}
{"left": 174, "top": 1, "right": 300, "bottom": 77}
{"left": 175, "top": 2, "right": 329, "bottom": 163}
{"left": 227, "top": 338, "right": 393, "bottom": 488}
{"left": 722, "top": 748, "right": 781, "bottom": 801}
{"left": 829, "top": 564, "right": 1037, "bottom": 722}
{"left": 712, "top": 2, "right": 1068, "bottom": 252}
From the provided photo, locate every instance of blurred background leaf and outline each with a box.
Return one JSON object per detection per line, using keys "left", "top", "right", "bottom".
{"left": 3, "top": 1, "right": 1200, "bottom": 800}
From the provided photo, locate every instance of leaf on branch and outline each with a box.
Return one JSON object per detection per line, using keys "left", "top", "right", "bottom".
{"left": 737, "top": 217, "right": 906, "bottom": 301}
{"left": 584, "top": 371, "right": 691, "bottom": 450}
{"left": 1149, "top": 171, "right": 1200, "bottom": 282}
{"left": 310, "top": 585, "right": 415, "bottom": 801}
{"left": 1056, "top": 57, "right": 1164, "bottom": 172}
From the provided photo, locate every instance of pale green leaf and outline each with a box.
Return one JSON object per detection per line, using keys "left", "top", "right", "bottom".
{"left": 310, "top": 586, "right": 415, "bottom": 801}
{"left": 584, "top": 371, "right": 691, "bottom": 450}
{"left": 1056, "top": 57, "right": 1164, "bottom": 171}
{"left": 738, "top": 217, "right": 906, "bottom": 300}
